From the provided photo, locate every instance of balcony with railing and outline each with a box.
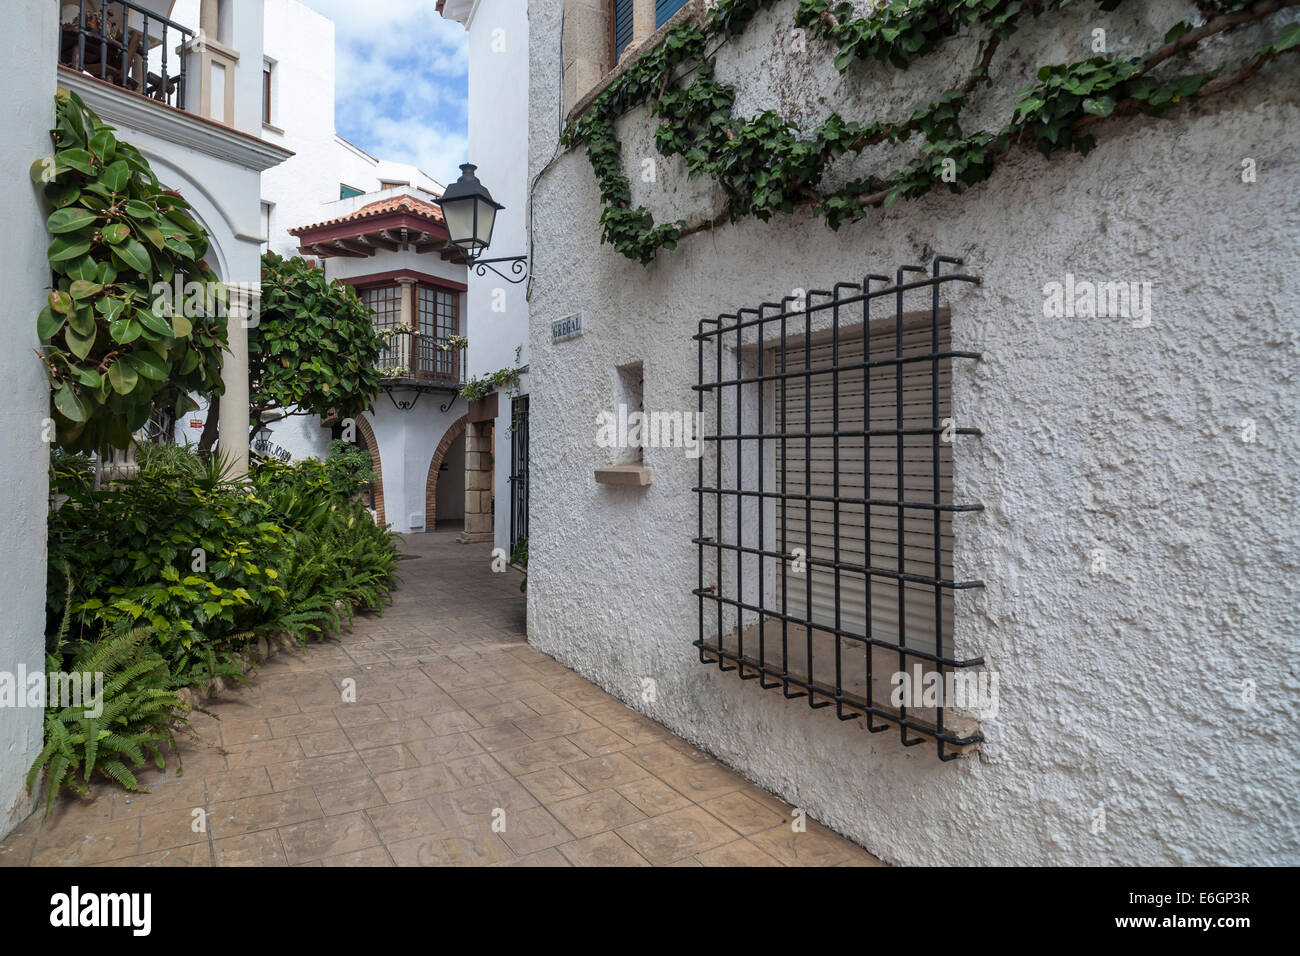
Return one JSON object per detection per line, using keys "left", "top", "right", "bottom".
{"left": 58, "top": 0, "right": 192, "bottom": 112}
{"left": 375, "top": 329, "right": 464, "bottom": 387}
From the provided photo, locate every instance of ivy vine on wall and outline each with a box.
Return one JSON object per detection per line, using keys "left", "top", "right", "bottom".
{"left": 561, "top": 0, "right": 1300, "bottom": 264}
{"left": 34, "top": 89, "right": 228, "bottom": 452}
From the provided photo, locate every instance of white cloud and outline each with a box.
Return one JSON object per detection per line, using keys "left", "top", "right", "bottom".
{"left": 301, "top": 0, "right": 468, "bottom": 182}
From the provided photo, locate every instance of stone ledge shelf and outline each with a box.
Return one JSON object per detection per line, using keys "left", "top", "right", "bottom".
{"left": 595, "top": 464, "right": 652, "bottom": 487}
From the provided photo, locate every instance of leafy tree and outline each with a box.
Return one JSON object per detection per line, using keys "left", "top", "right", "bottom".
{"left": 34, "top": 89, "right": 227, "bottom": 453}
{"left": 242, "top": 252, "right": 384, "bottom": 441}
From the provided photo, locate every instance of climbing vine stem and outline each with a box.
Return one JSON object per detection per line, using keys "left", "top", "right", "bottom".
{"left": 560, "top": 0, "right": 1299, "bottom": 264}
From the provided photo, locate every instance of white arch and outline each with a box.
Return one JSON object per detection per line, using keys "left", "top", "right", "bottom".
{"left": 133, "top": 149, "right": 244, "bottom": 279}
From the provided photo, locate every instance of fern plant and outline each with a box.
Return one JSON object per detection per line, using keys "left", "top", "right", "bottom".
{"left": 28, "top": 615, "right": 187, "bottom": 813}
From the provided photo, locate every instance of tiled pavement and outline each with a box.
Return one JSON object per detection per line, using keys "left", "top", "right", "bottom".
{"left": 0, "top": 530, "right": 881, "bottom": 867}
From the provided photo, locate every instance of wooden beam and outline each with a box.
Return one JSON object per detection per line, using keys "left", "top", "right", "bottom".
{"left": 331, "top": 238, "right": 373, "bottom": 257}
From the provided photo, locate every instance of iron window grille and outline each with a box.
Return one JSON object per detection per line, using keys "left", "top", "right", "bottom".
{"left": 510, "top": 395, "right": 530, "bottom": 554}
{"left": 692, "top": 257, "right": 986, "bottom": 760}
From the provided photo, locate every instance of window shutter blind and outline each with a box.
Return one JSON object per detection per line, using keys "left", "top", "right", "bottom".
{"left": 656, "top": 0, "right": 690, "bottom": 29}
{"left": 775, "top": 319, "right": 955, "bottom": 658}
{"left": 614, "top": 0, "right": 634, "bottom": 62}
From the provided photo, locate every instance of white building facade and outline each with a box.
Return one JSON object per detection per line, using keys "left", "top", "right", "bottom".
{"left": 439, "top": 0, "right": 532, "bottom": 555}
{"left": 522, "top": 0, "right": 1300, "bottom": 866}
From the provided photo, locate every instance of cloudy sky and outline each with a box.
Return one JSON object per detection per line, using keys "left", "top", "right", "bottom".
{"left": 302, "top": 0, "right": 469, "bottom": 185}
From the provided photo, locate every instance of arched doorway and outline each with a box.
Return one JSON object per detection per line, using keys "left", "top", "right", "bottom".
{"left": 354, "top": 415, "right": 385, "bottom": 526}
{"left": 425, "top": 415, "right": 469, "bottom": 530}
{"left": 435, "top": 434, "right": 466, "bottom": 527}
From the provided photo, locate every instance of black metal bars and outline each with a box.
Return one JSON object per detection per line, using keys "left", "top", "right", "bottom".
{"left": 61, "top": 0, "right": 193, "bottom": 111}
{"left": 693, "top": 257, "right": 985, "bottom": 759}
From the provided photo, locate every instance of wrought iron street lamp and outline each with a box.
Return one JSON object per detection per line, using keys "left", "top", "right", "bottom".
{"left": 436, "top": 163, "right": 528, "bottom": 284}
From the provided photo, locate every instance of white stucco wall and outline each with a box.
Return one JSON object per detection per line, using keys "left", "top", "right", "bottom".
{"left": 0, "top": 0, "right": 57, "bottom": 839}
{"left": 445, "top": 0, "right": 532, "bottom": 554}
{"left": 526, "top": 0, "right": 1300, "bottom": 865}
{"left": 365, "top": 400, "right": 466, "bottom": 535}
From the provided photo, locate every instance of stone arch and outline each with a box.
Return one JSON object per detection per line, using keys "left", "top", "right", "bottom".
{"left": 355, "top": 414, "right": 385, "bottom": 527}
{"left": 425, "top": 415, "right": 470, "bottom": 530}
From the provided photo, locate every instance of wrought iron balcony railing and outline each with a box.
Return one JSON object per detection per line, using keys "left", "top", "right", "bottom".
{"left": 59, "top": 0, "right": 193, "bottom": 111}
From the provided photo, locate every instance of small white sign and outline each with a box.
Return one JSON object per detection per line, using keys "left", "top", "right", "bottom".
{"left": 552, "top": 312, "right": 583, "bottom": 343}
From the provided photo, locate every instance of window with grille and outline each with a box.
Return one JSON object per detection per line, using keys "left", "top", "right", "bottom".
{"left": 363, "top": 284, "right": 403, "bottom": 374}
{"left": 362, "top": 285, "right": 401, "bottom": 329}
{"left": 693, "top": 258, "right": 988, "bottom": 760}
{"left": 417, "top": 284, "right": 459, "bottom": 380}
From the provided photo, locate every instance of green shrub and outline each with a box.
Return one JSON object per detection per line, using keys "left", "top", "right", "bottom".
{"left": 48, "top": 441, "right": 400, "bottom": 687}
{"left": 29, "top": 593, "right": 186, "bottom": 813}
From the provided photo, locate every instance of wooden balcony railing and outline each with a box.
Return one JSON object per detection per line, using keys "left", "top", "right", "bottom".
{"left": 59, "top": 0, "right": 193, "bottom": 111}
{"left": 376, "top": 332, "right": 463, "bottom": 385}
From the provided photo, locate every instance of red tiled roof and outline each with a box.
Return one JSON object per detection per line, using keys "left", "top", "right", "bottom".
{"left": 289, "top": 193, "right": 444, "bottom": 235}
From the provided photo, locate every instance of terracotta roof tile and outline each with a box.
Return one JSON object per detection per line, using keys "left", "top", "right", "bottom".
{"left": 289, "top": 192, "right": 445, "bottom": 235}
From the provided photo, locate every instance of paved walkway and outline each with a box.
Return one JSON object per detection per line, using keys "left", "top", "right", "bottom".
{"left": 0, "top": 531, "right": 880, "bottom": 867}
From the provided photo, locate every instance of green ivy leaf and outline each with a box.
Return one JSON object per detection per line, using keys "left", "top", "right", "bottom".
{"left": 107, "top": 360, "right": 139, "bottom": 395}
{"left": 102, "top": 223, "right": 131, "bottom": 244}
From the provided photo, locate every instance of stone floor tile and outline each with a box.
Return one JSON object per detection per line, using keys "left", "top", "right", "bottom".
{"left": 387, "top": 826, "right": 513, "bottom": 866}
{"left": 615, "top": 777, "right": 693, "bottom": 817}
{"left": 297, "top": 729, "right": 354, "bottom": 758}
{"left": 322, "top": 846, "right": 393, "bottom": 866}
{"left": 616, "top": 806, "right": 741, "bottom": 866}
{"left": 277, "top": 811, "right": 380, "bottom": 865}
{"left": 491, "top": 847, "right": 570, "bottom": 867}
{"left": 549, "top": 789, "right": 647, "bottom": 839}
{"left": 138, "top": 807, "right": 208, "bottom": 854}
{"left": 749, "top": 824, "right": 861, "bottom": 867}
{"left": 208, "top": 787, "right": 322, "bottom": 838}
{"left": 696, "top": 839, "right": 784, "bottom": 867}
{"left": 658, "top": 763, "right": 748, "bottom": 802}
{"left": 563, "top": 753, "right": 651, "bottom": 791}
{"left": 204, "top": 767, "right": 274, "bottom": 805}
{"left": 213, "top": 829, "right": 286, "bottom": 866}
{"left": 556, "top": 831, "right": 651, "bottom": 867}
{"left": 517, "top": 767, "right": 587, "bottom": 805}
{"left": 266, "top": 751, "right": 370, "bottom": 791}
{"left": 492, "top": 737, "right": 589, "bottom": 776}
{"left": 31, "top": 818, "right": 140, "bottom": 866}
{"left": 699, "top": 791, "right": 787, "bottom": 835}
{"left": 406, "top": 732, "right": 485, "bottom": 766}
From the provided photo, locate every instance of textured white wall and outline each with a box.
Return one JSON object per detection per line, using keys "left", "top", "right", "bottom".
{"left": 0, "top": 0, "right": 57, "bottom": 839}
{"left": 526, "top": 0, "right": 1300, "bottom": 864}
{"left": 365, "top": 400, "right": 466, "bottom": 534}
{"left": 446, "top": 0, "right": 532, "bottom": 554}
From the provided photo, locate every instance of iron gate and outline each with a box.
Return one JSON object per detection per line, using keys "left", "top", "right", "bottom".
{"left": 509, "top": 395, "right": 529, "bottom": 554}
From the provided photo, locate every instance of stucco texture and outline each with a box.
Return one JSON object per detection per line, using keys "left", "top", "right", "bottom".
{"left": 525, "top": 0, "right": 1299, "bottom": 864}
{"left": 0, "top": 0, "right": 57, "bottom": 838}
